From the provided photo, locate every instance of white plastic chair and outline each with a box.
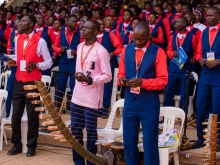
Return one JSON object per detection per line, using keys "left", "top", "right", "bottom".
{"left": 97, "top": 99, "right": 124, "bottom": 143}
{"left": 138, "top": 107, "right": 185, "bottom": 165}
{"left": 174, "top": 72, "right": 198, "bottom": 118}
{"left": 0, "top": 90, "right": 8, "bottom": 147}
{"left": 0, "top": 103, "right": 28, "bottom": 153}
{"left": 0, "top": 70, "right": 11, "bottom": 90}
{"left": 110, "top": 68, "right": 122, "bottom": 114}
{"left": 41, "top": 75, "right": 51, "bottom": 90}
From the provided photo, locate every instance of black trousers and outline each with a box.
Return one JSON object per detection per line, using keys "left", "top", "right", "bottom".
{"left": 11, "top": 79, "right": 40, "bottom": 150}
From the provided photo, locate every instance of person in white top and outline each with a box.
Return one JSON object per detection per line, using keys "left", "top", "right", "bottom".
{"left": 7, "top": 14, "right": 52, "bottom": 157}
{"left": 193, "top": 10, "right": 207, "bottom": 32}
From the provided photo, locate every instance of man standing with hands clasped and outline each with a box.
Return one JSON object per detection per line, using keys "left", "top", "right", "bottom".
{"left": 71, "top": 20, "right": 112, "bottom": 165}
{"left": 191, "top": 7, "right": 220, "bottom": 149}
{"left": 118, "top": 21, "right": 168, "bottom": 165}
{"left": 7, "top": 14, "right": 52, "bottom": 157}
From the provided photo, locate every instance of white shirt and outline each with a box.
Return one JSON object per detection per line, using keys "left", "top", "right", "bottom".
{"left": 15, "top": 31, "right": 52, "bottom": 70}
{"left": 193, "top": 23, "right": 207, "bottom": 32}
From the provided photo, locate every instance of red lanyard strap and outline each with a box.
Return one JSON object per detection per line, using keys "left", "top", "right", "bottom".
{"left": 135, "top": 50, "right": 145, "bottom": 78}
{"left": 80, "top": 42, "right": 96, "bottom": 70}
{"left": 209, "top": 29, "right": 218, "bottom": 52}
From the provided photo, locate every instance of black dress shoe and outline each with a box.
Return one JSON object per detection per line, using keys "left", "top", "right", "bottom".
{"left": 7, "top": 146, "right": 22, "bottom": 155}
{"left": 190, "top": 141, "right": 205, "bottom": 149}
{"left": 26, "top": 149, "right": 36, "bottom": 157}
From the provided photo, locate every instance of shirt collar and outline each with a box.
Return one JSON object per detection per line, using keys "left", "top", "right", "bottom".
{"left": 209, "top": 25, "right": 219, "bottom": 31}
{"left": 134, "top": 41, "right": 150, "bottom": 52}
{"left": 23, "top": 31, "right": 34, "bottom": 41}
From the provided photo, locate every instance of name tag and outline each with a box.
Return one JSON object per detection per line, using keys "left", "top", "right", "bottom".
{"left": 20, "top": 60, "right": 26, "bottom": 71}
{"left": 130, "top": 87, "right": 140, "bottom": 94}
{"left": 207, "top": 52, "right": 215, "bottom": 61}
{"left": 67, "top": 49, "right": 74, "bottom": 59}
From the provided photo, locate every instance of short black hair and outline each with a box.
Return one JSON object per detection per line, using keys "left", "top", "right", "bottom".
{"left": 124, "top": 9, "right": 133, "bottom": 17}
{"left": 149, "top": 11, "right": 159, "bottom": 19}
{"left": 208, "top": 6, "right": 220, "bottom": 15}
{"left": 131, "top": 16, "right": 142, "bottom": 24}
{"left": 23, "top": 14, "right": 36, "bottom": 27}
{"left": 89, "top": 20, "right": 100, "bottom": 32}
{"left": 183, "top": 2, "right": 192, "bottom": 12}
{"left": 67, "top": 14, "right": 77, "bottom": 20}
{"left": 56, "top": 18, "right": 65, "bottom": 26}
{"left": 177, "top": 15, "right": 188, "bottom": 26}
{"left": 134, "top": 21, "right": 149, "bottom": 35}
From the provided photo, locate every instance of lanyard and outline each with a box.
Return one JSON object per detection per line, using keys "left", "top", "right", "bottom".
{"left": 176, "top": 35, "right": 185, "bottom": 50}
{"left": 80, "top": 42, "right": 96, "bottom": 70}
{"left": 65, "top": 31, "right": 74, "bottom": 49}
{"left": 135, "top": 50, "right": 145, "bottom": 78}
{"left": 209, "top": 29, "right": 218, "bottom": 52}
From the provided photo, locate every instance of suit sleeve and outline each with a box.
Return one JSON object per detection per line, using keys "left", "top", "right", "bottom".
{"left": 110, "top": 31, "right": 123, "bottom": 55}
{"left": 140, "top": 48, "right": 168, "bottom": 90}
{"left": 52, "top": 33, "right": 61, "bottom": 57}
{"left": 117, "top": 47, "right": 126, "bottom": 86}
{"left": 194, "top": 32, "right": 203, "bottom": 61}
{"left": 166, "top": 35, "right": 174, "bottom": 59}
{"left": 152, "top": 27, "right": 164, "bottom": 44}
{"left": 48, "top": 28, "right": 56, "bottom": 45}
{"left": 192, "top": 35, "right": 198, "bottom": 57}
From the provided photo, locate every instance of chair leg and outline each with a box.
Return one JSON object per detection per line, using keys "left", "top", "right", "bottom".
{"left": 4, "top": 128, "right": 7, "bottom": 145}
{"left": 174, "top": 99, "right": 180, "bottom": 108}
{"left": 173, "top": 152, "right": 179, "bottom": 165}
{"left": 159, "top": 149, "right": 169, "bottom": 165}
{"left": 0, "top": 124, "right": 4, "bottom": 150}
{"left": 21, "top": 120, "right": 28, "bottom": 153}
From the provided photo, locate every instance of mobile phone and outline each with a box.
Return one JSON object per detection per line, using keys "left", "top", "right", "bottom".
{"left": 122, "top": 79, "right": 129, "bottom": 84}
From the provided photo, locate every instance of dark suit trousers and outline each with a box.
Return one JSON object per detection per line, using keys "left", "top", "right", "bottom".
{"left": 11, "top": 79, "right": 40, "bottom": 150}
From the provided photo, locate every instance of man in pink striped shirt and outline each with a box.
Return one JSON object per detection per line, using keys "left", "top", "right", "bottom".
{"left": 71, "top": 20, "right": 112, "bottom": 165}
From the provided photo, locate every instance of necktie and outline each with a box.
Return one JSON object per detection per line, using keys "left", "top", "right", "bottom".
{"left": 177, "top": 33, "right": 186, "bottom": 39}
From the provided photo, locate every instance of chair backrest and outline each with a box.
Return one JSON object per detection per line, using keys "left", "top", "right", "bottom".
{"left": 160, "top": 107, "right": 185, "bottom": 146}
{"left": 41, "top": 75, "right": 51, "bottom": 90}
{"left": 0, "top": 90, "right": 8, "bottom": 121}
{"left": 0, "top": 71, "right": 10, "bottom": 90}
{"left": 105, "top": 99, "right": 124, "bottom": 130}
{"left": 192, "top": 72, "right": 198, "bottom": 97}
{"left": 50, "top": 66, "right": 59, "bottom": 78}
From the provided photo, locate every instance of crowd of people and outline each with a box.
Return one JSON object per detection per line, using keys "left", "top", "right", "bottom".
{"left": 0, "top": 0, "right": 219, "bottom": 164}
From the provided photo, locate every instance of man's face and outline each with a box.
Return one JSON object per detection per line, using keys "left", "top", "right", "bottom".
{"left": 6, "top": 12, "right": 12, "bottom": 20}
{"left": 67, "top": 17, "right": 77, "bottom": 29}
{"left": 182, "top": 5, "right": 189, "bottom": 14}
{"left": 97, "top": 19, "right": 104, "bottom": 32}
{"left": 20, "top": 16, "right": 32, "bottom": 32}
{"left": 110, "top": 9, "right": 116, "bottom": 17}
{"left": 53, "top": 20, "right": 61, "bottom": 31}
{"left": 81, "top": 21, "right": 97, "bottom": 40}
{"left": 174, "top": 18, "right": 185, "bottom": 30}
{"left": 148, "top": 14, "right": 157, "bottom": 25}
{"left": 104, "top": 17, "right": 113, "bottom": 28}
{"left": 123, "top": 11, "right": 131, "bottom": 22}
{"left": 133, "top": 28, "right": 149, "bottom": 48}
{"left": 36, "top": 14, "right": 44, "bottom": 26}
{"left": 206, "top": 9, "right": 220, "bottom": 26}
{"left": 176, "top": 4, "right": 182, "bottom": 13}
{"left": 131, "top": 19, "right": 139, "bottom": 30}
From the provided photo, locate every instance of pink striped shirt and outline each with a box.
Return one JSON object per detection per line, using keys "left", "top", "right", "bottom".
{"left": 71, "top": 42, "right": 112, "bottom": 109}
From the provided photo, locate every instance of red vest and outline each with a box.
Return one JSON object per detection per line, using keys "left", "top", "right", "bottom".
{"left": 15, "top": 33, "right": 43, "bottom": 83}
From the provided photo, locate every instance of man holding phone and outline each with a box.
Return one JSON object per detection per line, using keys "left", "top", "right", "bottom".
{"left": 118, "top": 21, "right": 168, "bottom": 165}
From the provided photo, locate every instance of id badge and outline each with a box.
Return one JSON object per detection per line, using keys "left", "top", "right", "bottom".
{"left": 67, "top": 49, "right": 74, "bottom": 59}
{"left": 130, "top": 86, "right": 140, "bottom": 94}
{"left": 20, "top": 60, "right": 26, "bottom": 71}
{"left": 207, "top": 52, "right": 215, "bottom": 61}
